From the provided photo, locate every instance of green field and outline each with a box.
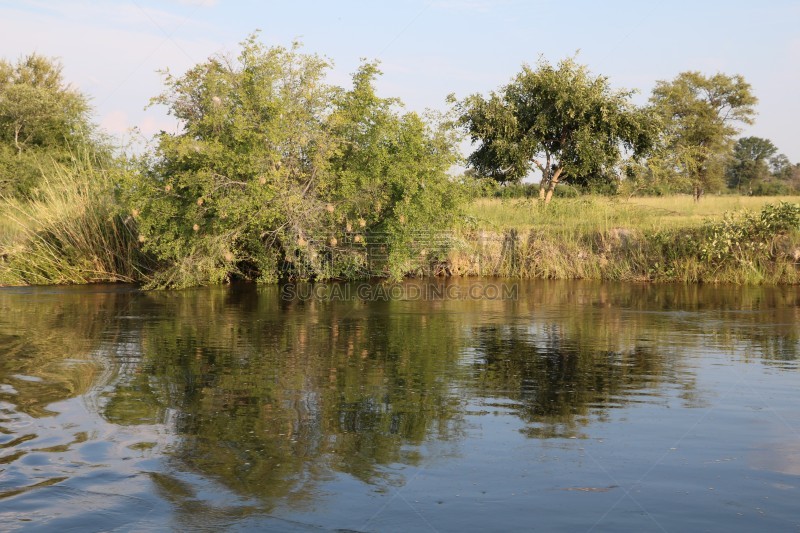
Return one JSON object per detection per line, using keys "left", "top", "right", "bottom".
{"left": 466, "top": 195, "right": 800, "bottom": 234}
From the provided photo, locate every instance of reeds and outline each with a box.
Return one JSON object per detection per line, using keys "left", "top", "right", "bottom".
{"left": 0, "top": 153, "right": 147, "bottom": 286}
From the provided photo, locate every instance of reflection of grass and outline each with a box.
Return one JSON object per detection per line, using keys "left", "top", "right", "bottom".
{"left": 0, "top": 291, "right": 125, "bottom": 417}
{"left": 466, "top": 195, "right": 800, "bottom": 233}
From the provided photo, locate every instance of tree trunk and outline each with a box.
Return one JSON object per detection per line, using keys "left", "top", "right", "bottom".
{"left": 693, "top": 185, "right": 703, "bottom": 202}
{"left": 544, "top": 168, "right": 563, "bottom": 205}
{"left": 14, "top": 124, "right": 22, "bottom": 156}
{"left": 535, "top": 157, "right": 551, "bottom": 203}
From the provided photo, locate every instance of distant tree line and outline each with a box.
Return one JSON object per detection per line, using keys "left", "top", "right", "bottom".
{"left": 454, "top": 58, "right": 798, "bottom": 201}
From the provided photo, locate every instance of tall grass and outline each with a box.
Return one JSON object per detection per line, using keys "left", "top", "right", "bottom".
{"left": 2, "top": 184, "right": 798, "bottom": 287}
{"left": 0, "top": 211, "right": 21, "bottom": 247}
{"left": 0, "top": 153, "right": 147, "bottom": 286}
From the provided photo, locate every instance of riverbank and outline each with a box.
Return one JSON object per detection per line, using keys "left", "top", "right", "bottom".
{"left": 445, "top": 196, "right": 800, "bottom": 284}
{"left": 2, "top": 194, "right": 800, "bottom": 287}
{"left": 446, "top": 227, "right": 800, "bottom": 284}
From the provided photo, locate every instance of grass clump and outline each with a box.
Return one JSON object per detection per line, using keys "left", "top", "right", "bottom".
{"left": 0, "top": 153, "right": 147, "bottom": 286}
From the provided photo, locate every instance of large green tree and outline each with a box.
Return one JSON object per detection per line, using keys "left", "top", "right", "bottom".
{"left": 650, "top": 71, "right": 757, "bottom": 200}
{"left": 0, "top": 54, "right": 94, "bottom": 197}
{"left": 454, "top": 58, "right": 654, "bottom": 203}
{"left": 125, "top": 35, "right": 462, "bottom": 288}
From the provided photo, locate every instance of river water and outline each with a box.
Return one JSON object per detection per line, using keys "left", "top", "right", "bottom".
{"left": 0, "top": 280, "right": 798, "bottom": 532}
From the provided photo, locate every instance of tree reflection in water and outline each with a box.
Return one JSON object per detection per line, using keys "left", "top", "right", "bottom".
{"left": 0, "top": 280, "right": 798, "bottom": 520}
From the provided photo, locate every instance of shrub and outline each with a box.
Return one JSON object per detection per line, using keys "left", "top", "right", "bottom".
{"left": 123, "top": 35, "right": 464, "bottom": 288}
{"left": 697, "top": 201, "right": 800, "bottom": 265}
{"left": 750, "top": 180, "right": 791, "bottom": 196}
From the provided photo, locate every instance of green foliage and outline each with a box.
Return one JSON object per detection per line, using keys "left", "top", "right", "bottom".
{"left": 649, "top": 72, "right": 757, "bottom": 200}
{"left": 769, "top": 154, "right": 793, "bottom": 180}
{"left": 490, "top": 182, "right": 540, "bottom": 199}
{"left": 726, "top": 136, "right": 778, "bottom": 191}
{"left": 757, "top": 201, "right": 800, "bottom": 232}
{"left": 736, "top": 151, "right": 800, "bottom": 196}
{"left": 696, "top": 202, "right": 799, "bottom": 266}
{"left": 454, "top": 57, "right": 654, "bottom": 203}
{"left": 124, "top": 35, "right": 464, "bottom": 288}
{"left": 474, "top": 181, "right": 582, "bottom": 200}
{"left": 0, "top": 54, "right": 97, "bottom": 198}
{"left": 750, "top": 180, "right": 791, "bottom": 196}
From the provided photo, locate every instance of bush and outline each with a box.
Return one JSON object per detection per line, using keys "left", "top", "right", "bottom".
{"left": 123, "top": 36, "right": 464, "bottom": 288}
{"left": 0, "top": 54, "right": 98, "bottom": 198}
{"left": 750, "top": 180, "right": 792, "bottom": 196}
{"left": 493, "top": 183, "right": 539, "bottom": 199}
{"left": 697, "top": 201, "right": 800, "bottom": 265}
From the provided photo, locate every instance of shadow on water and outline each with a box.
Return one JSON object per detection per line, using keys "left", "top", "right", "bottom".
{"left": 0, "top": 280, "right": 798, "bottom": 530}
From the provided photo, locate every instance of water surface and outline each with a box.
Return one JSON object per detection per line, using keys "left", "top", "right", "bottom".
{"left": 0, "top": 280, "right": 799, "bottom": 531}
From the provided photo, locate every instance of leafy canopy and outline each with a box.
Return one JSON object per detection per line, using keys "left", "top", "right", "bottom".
{"left": 649, "top": 71, "right": 757, "bottom": 199}
{"left": 0, "top": 54, "right": 95, "bottom": 197}
{"left": 726, "top": 136, "right": 777, "bottom": 191}
{"left": 454, "top": 57, "right": 654, "bottom": 202}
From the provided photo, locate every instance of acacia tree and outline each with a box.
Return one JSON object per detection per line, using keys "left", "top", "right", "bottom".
{"left": 0, "top": 54, "right": 94, "bottom": 197}
{"left": 650, "top": 72, "right": 757, "bottom": 201}
{"left": 454, "top": 58, "right": 653, "bottom": 204}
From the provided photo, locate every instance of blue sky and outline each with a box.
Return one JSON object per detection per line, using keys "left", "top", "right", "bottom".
{"left": 1, "top": 0, "right": 799, "bottom": 161}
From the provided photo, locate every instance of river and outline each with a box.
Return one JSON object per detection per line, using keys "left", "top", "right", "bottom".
{"left": 0, "top": 280, "right": 798, "bottom": 531}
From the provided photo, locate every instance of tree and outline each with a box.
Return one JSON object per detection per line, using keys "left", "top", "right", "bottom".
{"left": 650, "top": 72, "right": 757, "bottom": 200}
{"left": 769, "top": 153, "right": 793, "bottom": 180}
{"left": 0, "top": 54, "right": 94, "bottom": 197}
{"left": 726, "top": 136, "right": 777, "bottom": 191}
{"left": 454, "top": 57, "right": 654, "bottom": 204}
{"left": 759, "top": 154, "right": 800, "bottom": 195}
{"left": 124, "top": 35, "right": 462, "bottom": 288}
